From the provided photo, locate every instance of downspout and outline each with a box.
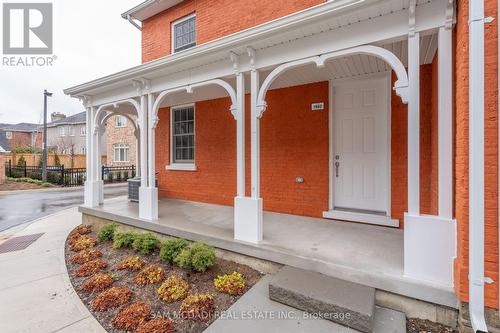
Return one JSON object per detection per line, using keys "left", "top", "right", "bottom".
{"left": 468, "top": 0, "right": 488, "bottom": 331}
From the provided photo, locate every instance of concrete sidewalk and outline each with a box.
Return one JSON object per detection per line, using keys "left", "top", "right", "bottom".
{"left": 0, "top": 208, "right": 105, "bottom": 333}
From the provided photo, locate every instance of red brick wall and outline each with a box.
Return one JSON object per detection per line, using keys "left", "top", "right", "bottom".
{"left": 156, "top": 82, "right": 330, "bottom": 216}
{"left": 454, "top": 0, "right": 499, "bottom": 309}
{"left": 142, "top": 0, "right": 325, "bottom": 62}
{"left": 390, "top": 64, "right": 438, "bottom": 224}
{"left": 7, "top": 131, "right": 39, "bottom": 149}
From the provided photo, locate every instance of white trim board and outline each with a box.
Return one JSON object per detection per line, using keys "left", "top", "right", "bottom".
{"left": 323, "top": 209, "right": 399, "bottom": 228}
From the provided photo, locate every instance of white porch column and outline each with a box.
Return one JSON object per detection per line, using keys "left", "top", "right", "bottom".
{"left": 438, "top": 26, "right": 453, "bottom": 220}
{"left": 407, "top": 31, "right": 420, "bottom": 216}
{"left": 84, "top": 106, "right": 99, "bottom": 207}
{"left": 96, "top": 126, "right": 104, "bottom": 204}
{"left": 234, "top": 64, "right": 263, "bottom": 243}
{"left": 236, "top": 72, "right": 245, "bottom": 197}
{"left": 139, "top": 95, "right": 148, "bottom": 188}
{"left": 139, "top": 92, "right": 158, "bottom": 220}
{"left": 144, "top": 93, "right": 159, "bottom": 220}
{"left": 404, "top": 11, "right": 456, "bottom": 288}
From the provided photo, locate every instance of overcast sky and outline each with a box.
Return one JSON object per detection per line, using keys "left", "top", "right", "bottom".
{"left": 0, "top": 0, "right": 141, "bottom": 124}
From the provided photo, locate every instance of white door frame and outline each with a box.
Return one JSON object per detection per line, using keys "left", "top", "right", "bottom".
{"left": 326, "top": 72, "right": 396, "bottom": 227}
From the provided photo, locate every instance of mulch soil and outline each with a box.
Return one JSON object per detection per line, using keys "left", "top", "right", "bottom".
{"left": 407, "top": 318, "right": 458, "bottom": 333}
{"left": 65, "top": 227, "right": 263, "bottom": 333}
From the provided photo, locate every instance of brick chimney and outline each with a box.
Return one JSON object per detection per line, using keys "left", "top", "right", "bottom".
{"left": 51, "top": 112, "right": 66, "bottom": 122}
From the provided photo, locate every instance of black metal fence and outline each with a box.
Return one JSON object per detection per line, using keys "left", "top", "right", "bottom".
{"left": 4, "top": 161, "right": 135, "bottom": 187}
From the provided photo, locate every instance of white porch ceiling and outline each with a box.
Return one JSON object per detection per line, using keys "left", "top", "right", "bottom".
{"left": 263, "top": 33, "right": 437, "bottom": 92}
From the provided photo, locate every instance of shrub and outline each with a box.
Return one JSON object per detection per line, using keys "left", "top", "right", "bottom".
{"left": 80, "top": 273, "right": 114, "bottom": 293}
{"left": 16, "top": 156, "right": 26, "bottom": 167}
{"left": 92, "top": 287, "right": 132, "bottom": 312}
{"left": 179, "top": 293, "right": 215, "bottom": 321}
{"left": 134, "top": 318, "right": 175, "bottom": 333}
{"left": 70, "top": 249, "right": 102, "bottom": 265}
{"left": 160, "top": 238, "right": 189, "bottom": 264}
{"left": 132, "top": 233, "right": 159, "bottom": 255}
{"left": 113, "top": 231, "right": 137, "bottom": 249}
{"left": 41, "top": 182, "right": 53, "bottom": 187}
{"left": 134, "top": 265, "right": 165, "bottom": 285}
{"left": 174, "top": 242, "right": 216, "bottom": 272}
{"left": 214, "top": 272, "right": 245, "bottom": 295}
{"left": 112, "top": 301, "right": 151, "bottom": 330}
{"left": 74, "top": 258, "right": 108, "bottom": 277}
{"left": 97, "top": 223, "right": 117, "bottom": 242}
{"left": 157, "top": 276, "right": 190, "bottom": 303}
{"left": 116, "top": 256, "right": 145, "bottom": 271}
{"left": 53, "top": 153, "right": 61, "bottom": 167}
{"left": 70, "top": 235, "right": 96, "bottom": 252}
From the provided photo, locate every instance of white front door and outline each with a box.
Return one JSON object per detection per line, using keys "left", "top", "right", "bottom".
{"left": 333, "top": 76, "right": 389, "bottom": 213}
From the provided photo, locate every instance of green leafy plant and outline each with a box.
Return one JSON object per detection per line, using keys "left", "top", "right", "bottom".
{"left": 97, "top": 223, "right": 117, "bottom": 242}
{"left": 160, "top": 238, "right": 189, "bottom": 264}
{"left": 132, "top": 233, "right": 159, "bottom": 255}
{"left": 112, "top": 231, "right": 137, "bottom": 249}
{"left": 174, "top": 242, "right": 216, "bottom": 272}
{"left": 214, "top": 272, "right": 245, "bottom": 295}
{"left": 157, "top": 275, "right": 190, "bottom": 303}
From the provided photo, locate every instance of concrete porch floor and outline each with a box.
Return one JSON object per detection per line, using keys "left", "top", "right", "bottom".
{"left": 79, "top": 197, "right": 457, "bottom": 309}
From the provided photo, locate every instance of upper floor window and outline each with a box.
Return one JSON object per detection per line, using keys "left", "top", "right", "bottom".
{"left": 172, "top": 14, "right": 196, "bottom": 53}
{"left": 114, "top": 143, "right": 129, "bottom": 162}
{"left": 59, "top": 127, "right": 66, "bottom": 137}
{"left": 171, "top": 105, "right": 195, "bottom": 163}
{"left": 5, "top": 131, "right": 12, "bottom": 139}
{"left": 69, "top": 126, "right": 75, "bottom": 136}
{"left": 115, "top": 115, "right": 127, "bottom": 128}
{"left": 80, "top": 126, "right": 86, "bottom": 136}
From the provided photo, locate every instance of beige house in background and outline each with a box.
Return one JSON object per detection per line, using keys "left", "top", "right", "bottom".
{"left": 45, "top": 112, "right": 98, "bottom": 155}
{"left": 105, "top": 114, "right": 137, "bottom": 167}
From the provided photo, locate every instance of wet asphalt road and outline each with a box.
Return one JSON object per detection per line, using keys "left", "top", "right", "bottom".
{"left": 0, "top": 185, "right": 127, "bottom": 232}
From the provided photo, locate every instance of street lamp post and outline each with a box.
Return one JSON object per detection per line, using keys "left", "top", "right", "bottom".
{"left": 42, "top": 90, "right": 53, "bottom": 182}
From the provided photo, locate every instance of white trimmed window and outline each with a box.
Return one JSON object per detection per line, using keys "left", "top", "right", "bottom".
{"left": 171, "top": 105, "right": 195, "bottom": 163}
{"left": 59, "top": 127, "right": 66, "bottom": 137}
{"left": 69, "top": 126, "right": 75, "bottom": 136}
{"left": 172, "top": 14, "right": 196, "bottom": 53}
{"left": 5, "top": 131, "right": 12, "bottom": 139}
{"left": 115, "top": 115, "right": 127, "bottom": 128}
{"left": 114, "top": 143, "right": 129, "bottom": 162}
{"left": 80, "top": 126, "right": 86, "bottom": 136}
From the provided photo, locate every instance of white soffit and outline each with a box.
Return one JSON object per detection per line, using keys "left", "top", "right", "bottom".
{"left": 122, "top": 0, "right": 184, "bottom": 21}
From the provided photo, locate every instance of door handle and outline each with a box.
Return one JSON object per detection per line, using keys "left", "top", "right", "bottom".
{"left": 335, "top": 161, "right": 340, "bottom": 177}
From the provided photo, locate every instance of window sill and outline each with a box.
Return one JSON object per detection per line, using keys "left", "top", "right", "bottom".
{"left": 165, "top": 164, "right": 197, "bottom": 171}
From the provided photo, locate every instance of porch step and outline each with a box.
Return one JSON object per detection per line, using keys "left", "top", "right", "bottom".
{"left": 269, "top": 266, "right": 376, "bottom": 332}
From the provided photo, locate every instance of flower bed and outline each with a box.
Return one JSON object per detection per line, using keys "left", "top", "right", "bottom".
{"left": 65, "top": 224, "right": 262, "bottom": 333}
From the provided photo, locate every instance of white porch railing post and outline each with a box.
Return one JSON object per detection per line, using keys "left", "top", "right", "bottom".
{"left": 438, "top": 26, "right": 453, "bottom": 220}
{"left": 236, "top": 72, "right": 245, "bottom": 197}
{"left": 407, "top": 31, "right": 420, "bottom": 216}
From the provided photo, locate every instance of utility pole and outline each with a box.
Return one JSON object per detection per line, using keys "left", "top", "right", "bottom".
{"left": 42, "top": 90, "right": 53, "bottom": 182}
